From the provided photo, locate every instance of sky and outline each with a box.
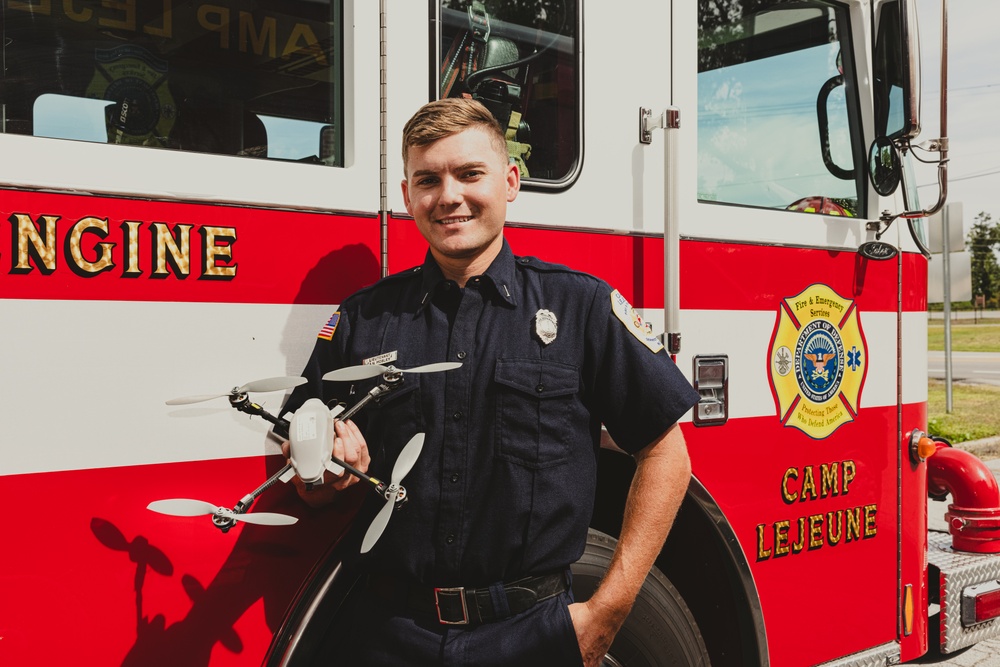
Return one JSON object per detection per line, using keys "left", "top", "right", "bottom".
{"left": 914, "top": 0, "right": 1000, "bottom": 233}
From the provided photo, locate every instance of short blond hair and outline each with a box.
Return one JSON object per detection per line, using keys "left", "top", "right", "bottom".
{"left": 402, "top": 98, "right": 508, "bottom": 172}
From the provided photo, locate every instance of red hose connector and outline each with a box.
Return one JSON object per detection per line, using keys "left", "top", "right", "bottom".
{"left": 928, "top": 441, "right": 1000, "bottom": 553}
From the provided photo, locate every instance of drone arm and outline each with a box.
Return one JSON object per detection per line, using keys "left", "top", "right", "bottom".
{"left": 232, "top": 492, "right": 257, "bottom": 514}
{"left": 337, "top": 381, "right": 394, "bottom": 421}
{"left": 229, "top": 381, "right": 395, "bottom": 507}
{"left": 232, "top": 463, "right": 293, "bottom": 514}
{"left": 230, "top": 394, "right": 288, "bottom": 429}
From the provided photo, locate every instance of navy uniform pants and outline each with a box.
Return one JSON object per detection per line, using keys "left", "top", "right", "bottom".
{"left": 341, "top": 589, "right": 584, "bottom": 666}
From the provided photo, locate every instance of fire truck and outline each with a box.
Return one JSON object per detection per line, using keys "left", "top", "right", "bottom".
{"left": 3, "top": 0, "right": 997, "bottom": 665}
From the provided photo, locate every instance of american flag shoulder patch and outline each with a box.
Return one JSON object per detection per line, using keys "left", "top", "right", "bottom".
{"left": 318, "top": 312, "right": 340, "bottom": 340}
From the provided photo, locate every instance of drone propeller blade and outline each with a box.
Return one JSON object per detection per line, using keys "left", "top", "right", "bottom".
{"left": 239, "top": 376, "right": 308, "bottom": 393}
{"left": 231, "top": 512, "right": 298, "bottom": 526}
{"left": 166, "top": 376, "right": 306, "bottom": 406}
{"left": 392, "top": 433, "right": 425, "bottom": 484}
{"left": 322, "top": 364, "right": 390, "bottom": 382}
{"left": 165, "top": 394, "right": 228, "bottom": 406}
{"left": 148, "top": 499, "right": 298, "bottom": 526}
{"left": 361, "top": 499, "right": 396, "bottom": 554}
{"left": 147, "top": 499, "right": 219, "bottom": 516}
{"left": 398, "top": 362, "right": 464, "bottom": 375}
{"left": 323, "top": 361, "right": 462, "bottom": 383}
{"left": 358, "top": 433, "right": 424, "bottom": 553}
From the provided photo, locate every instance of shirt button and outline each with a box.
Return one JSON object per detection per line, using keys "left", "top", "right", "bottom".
{"left": 446, "top": 534, "right": 456, "bottom": 544}
{"left": 536, "top": 383, "right": 545, "bottom": 393}
{"left": 457, "top": 351, "right": 467, "bottom": 360}
{"left": 453, "top": 411, "right": 463, "bottom": 421}
{"left": 450, "top": 473, "right": 460, "bottom": 483}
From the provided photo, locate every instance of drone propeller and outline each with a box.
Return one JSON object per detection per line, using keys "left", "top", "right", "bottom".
{"left": 361, "top": 432, "right": 425, "bottom": 553}
{"left": 147, "top": 499, "right": 298, "bottom": 526}
{"left": 166, "top": 376, "right": 308, "bottom": 406}
{"left": 323, "top": 362, "right": 462, "bottom": 383}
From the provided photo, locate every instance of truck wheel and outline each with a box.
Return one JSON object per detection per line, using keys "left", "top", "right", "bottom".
{"left": 571, "top": 528, "right": 711, "bottom": 667}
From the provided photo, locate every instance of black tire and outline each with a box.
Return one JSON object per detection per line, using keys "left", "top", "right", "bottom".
{"left": 571, "top": 529, "right": 711, "bottom": 667}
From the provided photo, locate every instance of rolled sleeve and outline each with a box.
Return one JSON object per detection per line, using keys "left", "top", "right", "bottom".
{"left": 587, "top": 283, "right": 700, "bottom": 454}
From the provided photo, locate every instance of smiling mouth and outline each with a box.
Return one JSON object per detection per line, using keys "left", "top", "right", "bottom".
{"left": 437, "top": 216, "right": 473, "bottom": 225}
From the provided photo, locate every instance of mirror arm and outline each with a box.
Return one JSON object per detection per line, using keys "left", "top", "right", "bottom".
{"left": 909, "top": 0, "right": 950, "bottom": 221}
{"left": 871, "top": 0, "right": 949, "bottom": 259}
{"left": 871, "top": 144, "right": 943, "bottom": 258}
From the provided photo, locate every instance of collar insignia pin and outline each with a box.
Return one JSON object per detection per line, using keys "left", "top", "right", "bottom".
{"left": 535, "top": 309, "right": 558, "bottom": 346}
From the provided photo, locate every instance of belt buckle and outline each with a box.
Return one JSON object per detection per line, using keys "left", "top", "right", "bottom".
{"left": 433, "top": 586, "right": 469, "bottom": 625}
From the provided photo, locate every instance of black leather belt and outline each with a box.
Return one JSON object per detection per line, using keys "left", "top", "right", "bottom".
{"left": 366, "top": 571, "right": 569, "bottom": 625}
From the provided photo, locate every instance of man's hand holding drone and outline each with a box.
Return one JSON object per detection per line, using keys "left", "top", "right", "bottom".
{"left": 281, "top": 419, "right": 370, "bottom": 506}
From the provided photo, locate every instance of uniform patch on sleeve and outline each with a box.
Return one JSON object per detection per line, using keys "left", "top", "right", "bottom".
{"left": 317, "top": 311, "right": 340, "bottom": 340}
{"left": 610, "top": 289, "right": 663, "bottom": 353}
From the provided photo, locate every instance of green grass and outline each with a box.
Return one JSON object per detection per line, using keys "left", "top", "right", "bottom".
{"left": 928, "top": 321, "right": 1000, "bottom": 352}
{"left": 927, "top": 379, "right": 1000, "bottom": 447}
{"left": 927, "top": 320, "right": 1000, "bottom": 449}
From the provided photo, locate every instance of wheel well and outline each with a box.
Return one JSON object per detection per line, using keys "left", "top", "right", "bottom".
{"left": 592, "top": 447, "right": 766, "bottom": 667}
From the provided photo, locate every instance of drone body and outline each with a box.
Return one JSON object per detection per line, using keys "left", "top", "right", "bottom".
{"left": 283, "top": 398, "right": 346, "bottom": 485}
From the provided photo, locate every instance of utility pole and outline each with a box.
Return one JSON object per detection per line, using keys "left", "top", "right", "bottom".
{"left": 943, "top": 204, "right": 953, "bottom": 412}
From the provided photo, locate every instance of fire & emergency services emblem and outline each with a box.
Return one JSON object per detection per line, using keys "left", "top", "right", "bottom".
{"left": 767, "top": 284, "right": 867, "bottom": 439}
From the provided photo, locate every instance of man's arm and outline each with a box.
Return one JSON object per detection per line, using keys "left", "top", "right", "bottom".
{"left": 568, "top": 423, "right": 691, "bottom": 666}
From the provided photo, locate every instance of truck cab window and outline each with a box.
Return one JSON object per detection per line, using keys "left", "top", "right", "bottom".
{"left": 697, "top": 0, "right": 863, "bottom": 217}
{"left": 438, "top": 0, "right": 579, "bottom": 186}
{"left": 3, "top": 0, "right": 344, "bottom": 166}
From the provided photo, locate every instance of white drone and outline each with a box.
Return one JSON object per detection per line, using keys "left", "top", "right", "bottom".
{"left": 150, "top": 362, "right": 460, "bottom": 552}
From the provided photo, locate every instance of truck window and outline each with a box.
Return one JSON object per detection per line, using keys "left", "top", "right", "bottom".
{"left": 697, "top": 0, "right": 863, "bottom": 217}
{"left": 438, "top": 0, "right": 579, "bottom": 186}
{"left": 3, "top": 0, "right": 344, "bottom": 166}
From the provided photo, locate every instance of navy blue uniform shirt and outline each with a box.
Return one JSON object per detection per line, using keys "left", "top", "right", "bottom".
{"left": 282, "top": 240, "right": 699, "bottom": 587}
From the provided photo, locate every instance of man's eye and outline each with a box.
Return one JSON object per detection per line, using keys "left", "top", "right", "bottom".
{"left": 462, "top": 171, "right": 483, "bottom": 179}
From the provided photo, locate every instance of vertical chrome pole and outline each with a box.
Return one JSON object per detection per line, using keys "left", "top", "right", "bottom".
{"left": 379, "top": 0, "right": 389, "bottom": 278}
{"left": 663, "top": 108, "right": 682, "bottom": 356}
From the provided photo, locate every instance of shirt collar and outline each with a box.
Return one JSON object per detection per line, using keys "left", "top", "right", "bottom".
{"left": 417, "top": 239, "right": 518, "bottom": 312}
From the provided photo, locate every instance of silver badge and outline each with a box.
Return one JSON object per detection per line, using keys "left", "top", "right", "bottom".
{"left": 534, "top": 309, "right": 558, "bottom": 345}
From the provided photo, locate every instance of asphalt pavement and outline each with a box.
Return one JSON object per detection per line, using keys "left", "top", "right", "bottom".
{"left": 928, "top": 311, "right": 1000, "bottom": 322}
{"left": 929, "top": 351, "right": 1000, "bottom": 387}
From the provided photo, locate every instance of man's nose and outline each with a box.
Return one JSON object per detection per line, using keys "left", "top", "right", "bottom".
{"left": 438, "top": 176, "right": 463, "bottom": 206}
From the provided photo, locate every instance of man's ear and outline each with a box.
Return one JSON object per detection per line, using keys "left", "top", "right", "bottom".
{"left": 506, "top": 162, "right": 521, "bottom": 203}
{"left": 401, "top": 178, "right": 414, "bottom": 216}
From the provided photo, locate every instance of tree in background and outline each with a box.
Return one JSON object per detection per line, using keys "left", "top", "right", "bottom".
{"left": 967, "top": 212, "right": 1000, "bottom": 308}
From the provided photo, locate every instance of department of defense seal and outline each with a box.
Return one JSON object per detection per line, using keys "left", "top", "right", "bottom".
{"left": 767, "top": 284, "right": 868, "bottom": 439}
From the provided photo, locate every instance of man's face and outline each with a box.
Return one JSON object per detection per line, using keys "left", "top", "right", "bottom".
{"left": 402, "top": 127, "right": 519, "bottom": 267}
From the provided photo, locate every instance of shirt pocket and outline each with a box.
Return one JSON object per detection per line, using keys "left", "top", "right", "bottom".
{"left": 494, "top": 358, "right": 581, "bottom": 469}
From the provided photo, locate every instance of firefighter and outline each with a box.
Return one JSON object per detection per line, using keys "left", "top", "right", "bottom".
{"left": 280, "top": 98, "right": 699, "bottom": 667}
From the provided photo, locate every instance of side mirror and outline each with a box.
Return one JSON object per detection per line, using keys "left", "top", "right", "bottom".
{"left": 873, "top": 0, "right": 921, "bottom": 141}
{"left": 868, "top": 136, "right": 901, "bottom": 196}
